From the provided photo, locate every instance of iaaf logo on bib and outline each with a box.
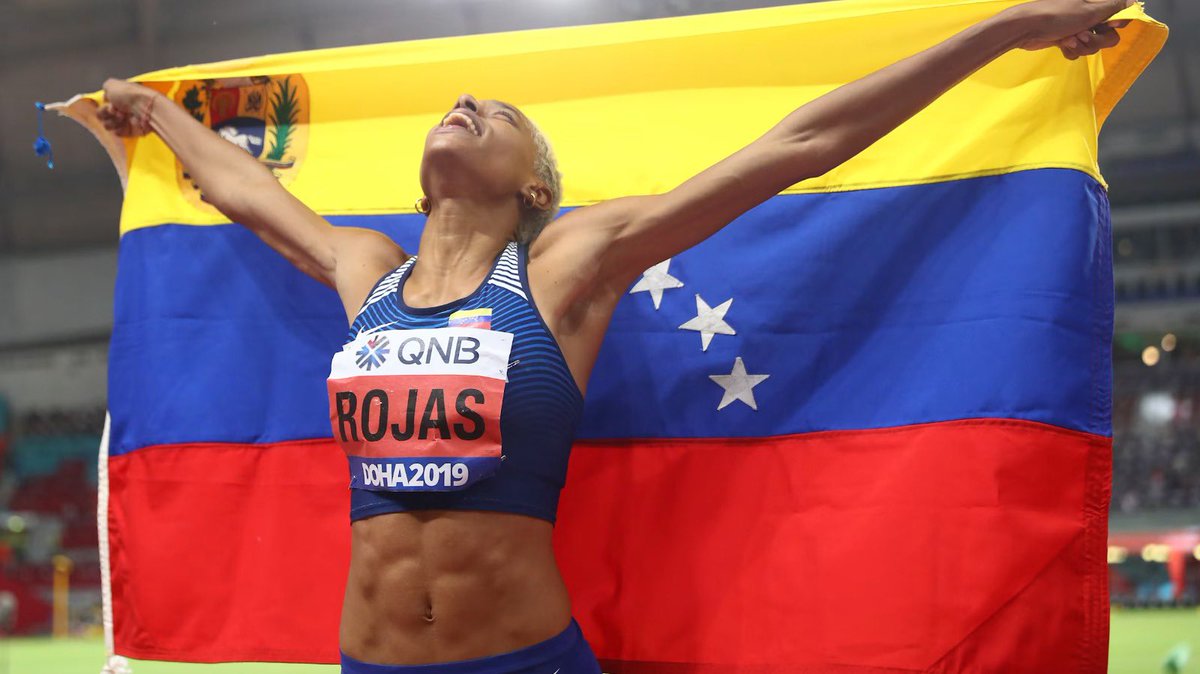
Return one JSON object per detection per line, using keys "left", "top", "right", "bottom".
{"left": 355, "top": 335, "right": 391, "bottom": 370}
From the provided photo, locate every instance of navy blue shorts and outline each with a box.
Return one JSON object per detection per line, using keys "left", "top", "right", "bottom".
{"left": 340, "top": 619, "right": 601, "bottom": 674}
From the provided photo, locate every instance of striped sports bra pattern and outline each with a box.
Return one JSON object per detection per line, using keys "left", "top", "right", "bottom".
{"left": 341, "top": 241, "right": 584, "bottom": 523}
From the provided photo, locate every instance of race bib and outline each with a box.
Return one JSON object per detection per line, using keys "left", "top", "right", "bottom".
{"left": 327, "top": 328, "right": 513, "bottom": 492}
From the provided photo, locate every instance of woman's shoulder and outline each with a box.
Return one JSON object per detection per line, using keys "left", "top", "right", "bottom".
{"left": 331, "top": 227, "right": 409, "bottom": 323}
{"left": 333, "top": 227, "right": 408, "bottom": 266}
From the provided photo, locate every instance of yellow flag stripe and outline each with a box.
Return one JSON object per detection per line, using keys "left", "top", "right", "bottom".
{"left": 110, "top": 0, "right": 1165, "bottom": 235}
{"left": 450, "top": 309, "right": 494, "bottom": 319}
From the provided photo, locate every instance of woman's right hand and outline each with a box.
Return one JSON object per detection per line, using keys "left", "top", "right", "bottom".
{"left": 97, "top": 78, "right": 157, "bottom": 137}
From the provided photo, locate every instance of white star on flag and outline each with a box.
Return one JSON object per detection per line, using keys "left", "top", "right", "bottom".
{"left": 629, "top": 259, "right": 683, "bottom": 310}
{"left": 709, "top": 357, "right": 770, "bottom": 411}
{"left": 678, "top": 294, "right": 735, "bottom": 351}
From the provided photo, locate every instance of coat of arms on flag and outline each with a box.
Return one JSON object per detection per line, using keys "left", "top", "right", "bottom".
{"left": 173, "top": 75, "right": 309, "bottom": 209}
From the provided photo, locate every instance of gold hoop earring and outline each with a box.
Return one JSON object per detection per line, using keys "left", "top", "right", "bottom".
{"left": 415, "top": 196, "right": 431, "bottom": 215}
{"left": 523, "top": 191, "right": 538, "bottom": 209}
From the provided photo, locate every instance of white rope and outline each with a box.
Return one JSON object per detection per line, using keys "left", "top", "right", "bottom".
{"left": 101, "top": 655, "right": 132, "bottom": 674}
{"left": 96, "top": 412, "right": 132, "bottom": 674}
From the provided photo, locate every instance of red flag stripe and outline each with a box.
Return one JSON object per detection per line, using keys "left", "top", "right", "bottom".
{"left": 555, "top": 418, "right": 1109, "bottom": 672}
{"left": 108, "top": 418, "right": 1107, "bottom": 669}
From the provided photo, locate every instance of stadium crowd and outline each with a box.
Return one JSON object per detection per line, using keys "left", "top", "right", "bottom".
{"left": 1112, "top": 344, "right": 1200, "bottom": 515}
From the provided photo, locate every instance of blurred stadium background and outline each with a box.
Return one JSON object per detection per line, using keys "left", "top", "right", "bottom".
{"left": 0, "top": 0, "right": 1197, "bottom": 672}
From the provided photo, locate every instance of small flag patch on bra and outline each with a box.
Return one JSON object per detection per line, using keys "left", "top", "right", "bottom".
{"left": 449, "top": 308, "right": 492, "bottom": 329}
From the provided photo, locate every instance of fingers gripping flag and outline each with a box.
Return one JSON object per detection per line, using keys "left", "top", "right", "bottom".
{"left": 57, "top": 0, "right": 1166, "bottom": 671}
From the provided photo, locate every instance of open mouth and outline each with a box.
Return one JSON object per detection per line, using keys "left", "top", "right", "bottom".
{"left": 440, "top": 111, "right": 480, "bottom": 136}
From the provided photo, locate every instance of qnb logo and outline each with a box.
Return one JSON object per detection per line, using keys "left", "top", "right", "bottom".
{"left": 355, "top": 335, "right": 391, "bottom": 371}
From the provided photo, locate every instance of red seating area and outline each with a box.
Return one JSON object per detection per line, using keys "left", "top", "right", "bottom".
{"left": 1, "top": 406, "right": 105, "bottom": 635}
{"left": 9, "top": 459, "right": 95, "bottom": 516}
{"left": 0, "top": 570, "right": 52, "bottom": 634}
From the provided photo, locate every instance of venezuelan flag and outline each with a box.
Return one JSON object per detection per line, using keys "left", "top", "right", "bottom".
{"left": 57, "top": 0, "right": 1166, "bottom": 671}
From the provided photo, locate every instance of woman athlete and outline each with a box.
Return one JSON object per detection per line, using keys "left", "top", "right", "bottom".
{"left": 99, "top": 0, "right": 1131, "bottom": 671}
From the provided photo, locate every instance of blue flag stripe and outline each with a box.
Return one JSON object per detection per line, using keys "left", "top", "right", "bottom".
{"left": 107, "top": 168, "right": 1110, "bottom": 455}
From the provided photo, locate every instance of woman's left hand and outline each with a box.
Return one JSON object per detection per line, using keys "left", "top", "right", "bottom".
{"left": 1013, "top": 0, "right": 1135, "bottom": 58}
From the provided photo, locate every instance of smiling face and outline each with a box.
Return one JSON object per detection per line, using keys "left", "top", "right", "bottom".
{"left": 420, "top": 94, "right": 541, "bottom": 209}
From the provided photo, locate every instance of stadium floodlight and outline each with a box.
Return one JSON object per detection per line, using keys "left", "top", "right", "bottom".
{"left": 1142, "top": 345, "right": 1161, "bottom": 367}
{"left": 1162, "top": 333, "right": 1177, "bottom": 352}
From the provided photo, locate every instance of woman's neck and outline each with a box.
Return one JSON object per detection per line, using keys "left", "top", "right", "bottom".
{"left": 406, "top": 196, "right": 517, "bottom": 306}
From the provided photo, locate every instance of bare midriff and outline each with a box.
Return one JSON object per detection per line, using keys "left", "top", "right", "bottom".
{"left": 339, "top": 509, "right": 573, "bottom": 665}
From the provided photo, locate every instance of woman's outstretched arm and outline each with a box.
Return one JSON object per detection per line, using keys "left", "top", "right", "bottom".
{"left": 532, "top": 0, "right": 1133, "bottom": 305}
{"left": 98, "top": 79, "right": 405, "bottom": 320}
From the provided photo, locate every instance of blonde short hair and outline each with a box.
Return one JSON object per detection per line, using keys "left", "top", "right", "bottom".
{"left": 515, "top": 118, "right": 562, "bottom": 244}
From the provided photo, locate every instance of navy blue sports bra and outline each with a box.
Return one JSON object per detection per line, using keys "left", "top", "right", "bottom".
{"left": 328, "top": 241, "right": 584, "bottom": 524}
